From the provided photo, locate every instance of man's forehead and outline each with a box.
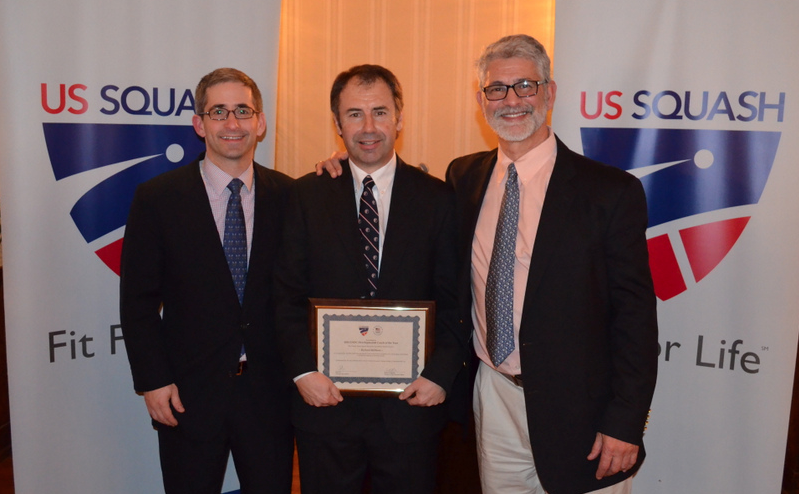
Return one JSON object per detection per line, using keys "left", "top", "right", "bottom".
{"left": 205, "top": 82, "right": 253, "bottom": 103}
{"left": 340, "top": 80, "right": 395, "bottom": 108}
{"left": 485, "top": 57, "right": 541, "bottom": 83}
{"left": 343, "top": 78, "right": 391, "bottom": 95}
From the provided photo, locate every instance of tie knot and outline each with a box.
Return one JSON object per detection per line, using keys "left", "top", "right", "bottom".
{"left": 362, "top": 175, "right": 375, "bottom": 190}
{"left": 507, "top": 163, "right": 518, "bottom": 182}
{"left": 228, "top": 178, "right": 244, "bottom": 195}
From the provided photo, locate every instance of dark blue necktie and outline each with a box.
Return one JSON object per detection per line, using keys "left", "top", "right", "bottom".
{"left": 224, "top": 178, "right": 247, "bottom": 305}
{"left": 486, "top": 163, "right": 519, "bottom": 367}
{"left": 359, "top": 175, "right": 380, "bottom": 298}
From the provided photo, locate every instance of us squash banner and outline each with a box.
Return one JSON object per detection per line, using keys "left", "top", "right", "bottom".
{"left": 0, "top": 1, "right": 281, "bottom": 492}
{"left": 554, "top": 2, "right": 798, "bottom": 492}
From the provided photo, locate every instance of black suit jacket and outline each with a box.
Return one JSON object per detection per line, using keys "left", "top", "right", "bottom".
{"left": 120, "top": 154, "right": 294, "bottom": 439}
{"left": 446, "top": 137, "right": 658, "bottom": 494}
{"left": 275, "top": 157, "right": 468, "bottom": 443}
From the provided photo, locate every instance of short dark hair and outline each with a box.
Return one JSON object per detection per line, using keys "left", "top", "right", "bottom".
{"left": 330, "top": 64, "right": 403, "bottom": 123}
{"left": 195, "top": 68, "right": 263, "bottom": 114}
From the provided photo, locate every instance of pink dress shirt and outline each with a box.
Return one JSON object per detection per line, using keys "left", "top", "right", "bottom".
{"left": 471, "top": 129, "right": 557, "bottom": 376}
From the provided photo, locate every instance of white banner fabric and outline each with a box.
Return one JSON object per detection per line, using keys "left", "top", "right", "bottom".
{"left": 554, "top": 2, "right": 799, "bottom": 493}
{"left": 0, "top": 1, "right": 281, "bottom": 492}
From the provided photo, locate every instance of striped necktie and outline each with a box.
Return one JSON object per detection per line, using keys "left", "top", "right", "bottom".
{"left": 359, "top": 175, "right": 380, "bottom": 298}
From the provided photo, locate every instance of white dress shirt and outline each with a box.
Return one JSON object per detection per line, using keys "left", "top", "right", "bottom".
{"left": 348, "top": 153, "right": 397, "bottom": 272}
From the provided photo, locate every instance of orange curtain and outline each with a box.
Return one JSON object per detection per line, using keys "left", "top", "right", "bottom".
{"left": 276, "top": 0, "right": 555, "bottom": 179}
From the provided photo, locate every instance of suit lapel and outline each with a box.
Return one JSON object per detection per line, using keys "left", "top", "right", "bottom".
{"left": 244, "top": 165, "right": 274, "bottom": 306}
{"left": 466, "top": 151, "right": 498, "bottom": 238}
{"left": 177, "top": 161, "right": 240, "bottom": 303}
{"left": 325, "top": 161, "right": 367, "bottom": 281}
{"left": 459, "top": 151, "right": 498, "bottom": 276}
{"left": 377, "top": 158, "right": 417, "bottom": 294}
{"left": 524, "top": 139, "right": 577, "bottom": 299}
{"left": 179, "top": 161, "right": 226, "bottom": 256}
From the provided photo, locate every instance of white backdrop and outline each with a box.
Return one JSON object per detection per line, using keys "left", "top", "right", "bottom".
{"left": 0, "top": 1, "right": 281, "bottom": 492}
{"left": 554, "top": 2, "right": 798, "bottom": 492}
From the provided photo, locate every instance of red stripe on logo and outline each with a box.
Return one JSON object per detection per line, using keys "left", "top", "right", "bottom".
{"left": 680, "top": 217, "right": 750, "bottom": 282}
{"left": 96, "top": 238, "right": 124, "bottom": 276}
{"left": 647, "top": 234, "right": 687, "bottom": 301}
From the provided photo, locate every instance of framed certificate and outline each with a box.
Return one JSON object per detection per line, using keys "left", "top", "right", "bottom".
{"left": 309, "top": 298, "right": 435, "bottom": 396}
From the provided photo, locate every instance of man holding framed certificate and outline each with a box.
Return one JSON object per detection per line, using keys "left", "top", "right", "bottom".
{"left": 275, "top": 64, "right": 468, "bottom": 494}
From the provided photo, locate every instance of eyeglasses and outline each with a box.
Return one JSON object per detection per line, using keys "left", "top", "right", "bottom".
{"left": 482, "top": 80, "right": 548, "bottom": 101}
{"left": 198, "top": 106, "right": 259, "bottom": 120}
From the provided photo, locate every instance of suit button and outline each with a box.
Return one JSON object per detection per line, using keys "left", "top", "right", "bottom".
{"left": 240, "top": 323, "right": 250, "bottom": 330}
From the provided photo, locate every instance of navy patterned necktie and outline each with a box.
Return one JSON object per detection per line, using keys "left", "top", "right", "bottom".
{"left": 359, "top": 175, "right": 380, "bottom": 298}
{"left": 224, "top": 178, "right": 247, "bottom": 305}
{"left": 486, "top": 163, "right": 519, "bottom": 367}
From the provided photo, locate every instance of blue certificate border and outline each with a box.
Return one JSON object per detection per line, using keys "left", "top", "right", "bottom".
{"left": 321, "top": 313, "right": 421, "bottom": 385}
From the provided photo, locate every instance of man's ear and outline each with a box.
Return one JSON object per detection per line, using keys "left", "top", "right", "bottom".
{"left": 192, "top": 114, "right": 206, "bottom": 138}
{"left": 545, "top": 79, "right": 557, "bottom": 111}
{"left": 257, "top": 111, "right": 267, "bottom": 137}
{"left": 333, "top": 114, "right": 342, "bottom": 135}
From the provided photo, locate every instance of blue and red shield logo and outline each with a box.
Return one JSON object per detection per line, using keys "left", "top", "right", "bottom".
{"left": 581, "top": 127, "right": 780, "bottom": 300}
{"left": 43, "top": 122, "right": 204, "bottom": 275}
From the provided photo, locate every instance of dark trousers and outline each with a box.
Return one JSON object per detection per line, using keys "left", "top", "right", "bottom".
{"left": 295, "top": 398, "right": 439, "bottom": 494}
{"left": 157, "top": 373, "right": 294, "bottom": 494}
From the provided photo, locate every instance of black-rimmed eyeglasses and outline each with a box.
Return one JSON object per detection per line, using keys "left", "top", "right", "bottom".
{"left": 482, "top": 80, "right": 548, "bottom": 101}
{"left": 198, "top": 106, "right": 259, "bottom": 120}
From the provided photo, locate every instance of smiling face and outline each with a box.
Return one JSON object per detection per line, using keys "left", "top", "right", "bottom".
{"left": 478, "top": 57, "right": 556, "bottom": 157}
{"left": 192, "top": 81, "right": 266, "bottom": 175}
{"left": 334, "top": 78, "right": 403, "bottom": 174}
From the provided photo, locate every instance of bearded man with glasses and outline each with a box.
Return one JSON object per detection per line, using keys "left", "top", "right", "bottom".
{"left": 445, "top": 34, "right": 658, "bottom": 494}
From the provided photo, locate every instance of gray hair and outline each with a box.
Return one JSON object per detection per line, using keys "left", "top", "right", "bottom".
{"left": 476, "top": 34, "right": 551, "bottom": 87}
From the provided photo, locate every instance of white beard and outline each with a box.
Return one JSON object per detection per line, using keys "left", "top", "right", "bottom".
{"left": 484, "top": 102, "right": 547, "bottom": 142}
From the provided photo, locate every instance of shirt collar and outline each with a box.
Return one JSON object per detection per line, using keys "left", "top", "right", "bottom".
{"left": 496, "top": 126, "right": 557, "bottom": 185}
{"left": 201, "top": 157, "right": 255, "bottom": 196}
{"left": 349, "top": 152, "right": 397, "bottom": 194}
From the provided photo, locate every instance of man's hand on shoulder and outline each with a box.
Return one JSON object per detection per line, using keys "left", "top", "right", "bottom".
{"left": 296, "top": 372, "right": 344, "bottom": 407}
{"left": 398, "top": 376, "right": 446, "bottom": 407}
{"left": 143, "top": 383, "right": 184, "bottom": 427}
{"left": 314, "top": 151, "right": 348, "bottom": 177}
{"left": 587, "top": 432, "right": 639, "bottom": 479}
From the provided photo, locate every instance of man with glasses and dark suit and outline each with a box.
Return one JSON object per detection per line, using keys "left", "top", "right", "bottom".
{"left": 446, "top": 34, "right": 658, "bottom": 494}
{"left": 120, "top": 68, "right": 294, "bottom": 494}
